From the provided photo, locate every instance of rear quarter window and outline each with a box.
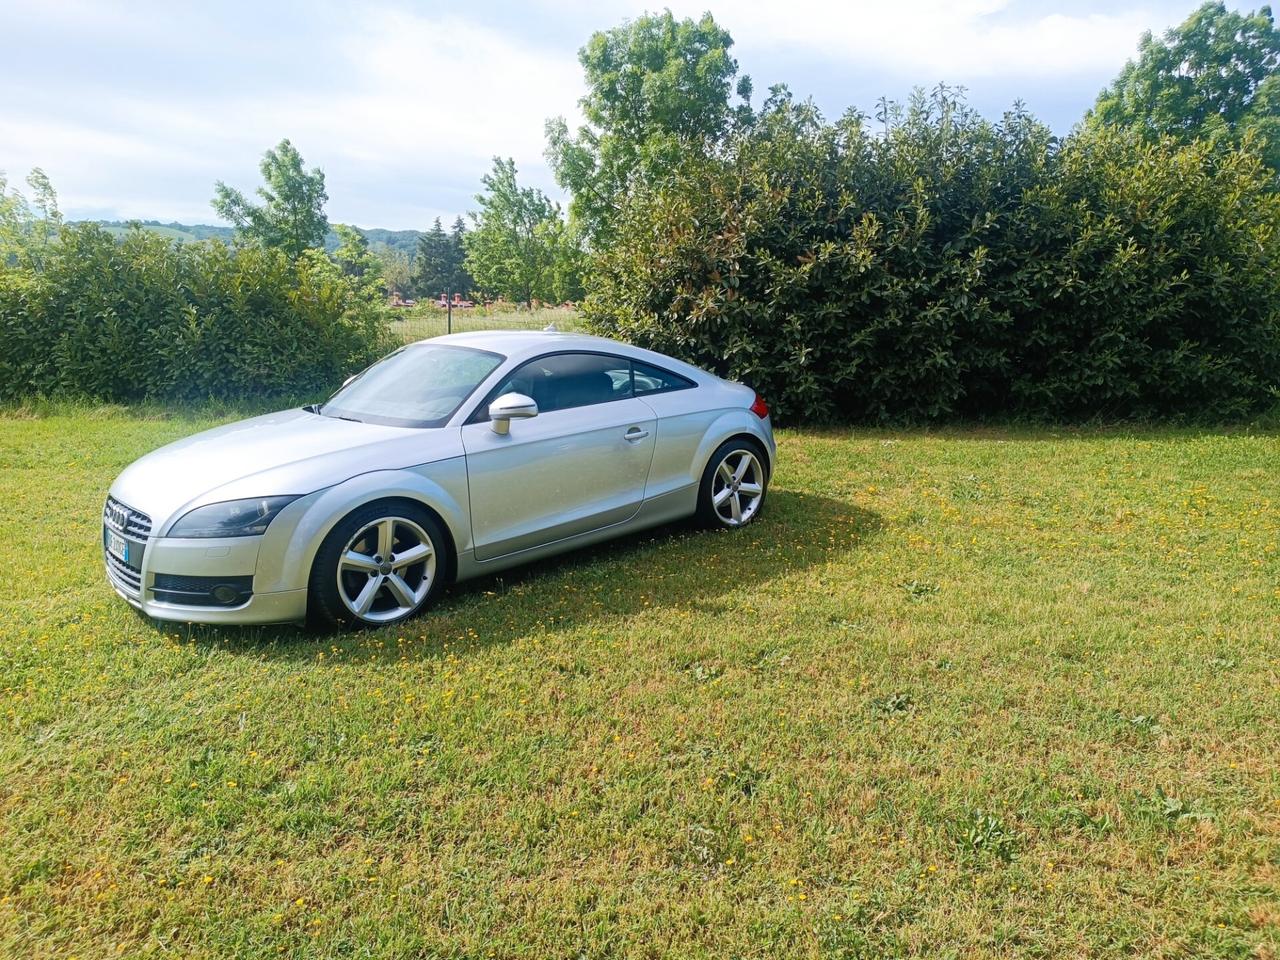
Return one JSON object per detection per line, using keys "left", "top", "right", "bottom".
{"left": 632, "top": 360, "right": 696, "bottom": 396}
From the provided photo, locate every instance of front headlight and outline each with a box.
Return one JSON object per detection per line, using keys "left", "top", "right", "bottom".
{"left": 167, "top": 496, "right": 301, "bottom": 538}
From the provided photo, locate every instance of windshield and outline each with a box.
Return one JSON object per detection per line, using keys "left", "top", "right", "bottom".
{"left": 319, "top": 344, "right": 505, "bottom": 427}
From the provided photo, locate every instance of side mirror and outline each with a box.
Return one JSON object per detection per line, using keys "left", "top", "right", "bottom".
{"left": 489, "top": 392, "right": 538, "bottom": 435}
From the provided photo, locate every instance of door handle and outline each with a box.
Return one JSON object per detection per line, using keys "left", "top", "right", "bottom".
{"left": 624, "top": 427, "right": 650, "bottom": 442}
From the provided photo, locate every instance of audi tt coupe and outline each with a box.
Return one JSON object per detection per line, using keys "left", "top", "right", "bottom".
{"left": 103, "top": 331, "right": 775, "bottom": 629}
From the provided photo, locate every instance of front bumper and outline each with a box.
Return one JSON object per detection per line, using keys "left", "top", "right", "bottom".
{"left": 109, "top": 577, "right": 309, "bottom": 624}
{"left": 104, "top": 522, "right": 308, "bottom": 625}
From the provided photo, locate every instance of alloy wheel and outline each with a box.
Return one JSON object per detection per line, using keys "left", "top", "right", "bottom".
{"left": 335, "top": 516, "right": 437, "bottom": 623}
{"left": 711, "top": 449, "right": 764, "bottom": 527}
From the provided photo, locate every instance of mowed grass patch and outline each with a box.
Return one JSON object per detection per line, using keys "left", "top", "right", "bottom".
{"left": 0, "top": 411, "right": 1277, "bottom": 958}
{"left": 387, "top": 306, "right": 582, "bottom": 345}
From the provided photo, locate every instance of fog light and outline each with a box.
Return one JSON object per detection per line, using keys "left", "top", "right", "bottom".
{"left": 211, "top": 584, "right": 241, "bottom": 605}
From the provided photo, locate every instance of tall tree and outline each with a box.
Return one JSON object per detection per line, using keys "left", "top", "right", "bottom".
{"left": 0, "top": 168, "right": 61, "bottom": 270}
{"left": 465, "top": 157, "right": 579, "bottom": 308}
{"left": 212, "top": 139, "right": 329, "bottom": 258}
{"left": 331, "top": 224, "right": 384, "bottom": 301}
{"left": 0, "top": 172, "right": 28, "bottom": 268}
{"left": 545, "top": 11, "right": 751, "bottom": 245}
{"left": 1088, "top": 2, "right": 1280, "bottom": 172}
{"left": 410, "top": 217, "right": 472, "bottom": 299}
{"left": 446, "top": 216, "right": 474, "bottom": 295}
{"left": 24, "top": 168, "right": 61, "bottom": 252}
{"left": 411, "top": 218, "right": 449, "bottom": 298}
{"left": 376, "top": 244, "right": 412, "bottom": 298}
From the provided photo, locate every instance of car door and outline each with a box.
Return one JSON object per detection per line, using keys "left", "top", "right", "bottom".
{"left": 460, "top": 352, "right": 657, "bottom": 561}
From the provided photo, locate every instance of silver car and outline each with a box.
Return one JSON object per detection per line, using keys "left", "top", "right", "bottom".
{"left": 103, "top": 331, "right": 776, "bottom": 629}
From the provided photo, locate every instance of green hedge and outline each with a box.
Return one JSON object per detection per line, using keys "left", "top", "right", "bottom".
{"left": 584, "top": 92, "right": 1280, "bottom": 422}
{"left": 0, "top": 224, "right": 391, "bottom": 403}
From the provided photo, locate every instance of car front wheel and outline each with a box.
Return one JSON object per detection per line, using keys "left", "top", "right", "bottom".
{"left": 307, "top": 501, "right": 448, "bottom": 630}
{"left": 697, "top": 439, "right": 768, "bottom": 529}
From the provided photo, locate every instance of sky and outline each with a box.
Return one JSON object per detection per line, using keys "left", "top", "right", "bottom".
{"left": 0, "top": 0, "right": 1217, "bottom": 230}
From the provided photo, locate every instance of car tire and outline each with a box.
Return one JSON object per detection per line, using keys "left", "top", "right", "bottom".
{"left": 697, "top": 438, "right": 769, "bottom": 529}
{"left": 307, "top": 501, "right": 449, "bottom": 631}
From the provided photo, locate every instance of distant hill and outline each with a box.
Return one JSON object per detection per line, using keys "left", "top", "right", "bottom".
{"left": 356, "top": 228, "right": 422, "bottom": 258}
{"left": 86, "top": 221, "right": 424, "bottom": 259}
{"left": 93, "top": 220, "right": 237, "bottom": 243}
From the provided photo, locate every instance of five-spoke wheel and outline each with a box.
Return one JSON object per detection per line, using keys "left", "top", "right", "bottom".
{"left": 698, "top": 440, "right": 768, "bottom": 529}
{"left": 308, "top": 503, "right": 447, "bottom": 629}
{"left": 336, "top": 516, "right": 437, "bottom": 622}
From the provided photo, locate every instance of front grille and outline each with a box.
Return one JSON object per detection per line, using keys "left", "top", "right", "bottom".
{"left": 104, "top": 496, "right": 152, "bottom": 538}
{"left": 105, "top": 549, "right": 142, "bottom": 596}
{"left": 152, "top": 573, "right": 253, "bottom": 607}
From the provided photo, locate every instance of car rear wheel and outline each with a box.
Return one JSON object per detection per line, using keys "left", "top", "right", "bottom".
{"left": 308, "top": 502, "right": 448, "bottom": 630}
{"left": 697, "top": 439, "right": 768, "bottom": 529}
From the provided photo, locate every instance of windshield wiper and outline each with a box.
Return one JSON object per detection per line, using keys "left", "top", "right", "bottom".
{"left": 307, "top": 403, "right": 363, "bottom": 424}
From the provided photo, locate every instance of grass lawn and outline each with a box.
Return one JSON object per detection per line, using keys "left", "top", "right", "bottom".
{"left": 0, "top": 410, "right": 1277, "bottom": 958}
{"left": 387, "top": 306, "right": 581, "bottom": 346}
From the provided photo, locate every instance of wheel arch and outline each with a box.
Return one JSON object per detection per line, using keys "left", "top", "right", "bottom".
{"left": 690, "top": 410, "right": 774, "bottom": 484}
{"left": 317, "top": 495, "right": 460, "bottom": 587}
{"left": 255, "top": 465, "right": 470, "bottom": 595}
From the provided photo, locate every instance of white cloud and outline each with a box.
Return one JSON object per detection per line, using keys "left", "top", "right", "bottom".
{"left": 2, "top": 3, "right": 584, "bottom": 228}
{"left": 220, "top": 9, "right": 586, "bottom": 186}
{"left": 570, "top": 0, "right": 1155, "bottom": 78}
{"left": 269, "top": 9, "right": 586, "bottom": 223}
{"left": 338, "top": 11, "right": 584, "bottom": 162}
{"left": 0, "top": 116, "right": 206, "bottom": 168}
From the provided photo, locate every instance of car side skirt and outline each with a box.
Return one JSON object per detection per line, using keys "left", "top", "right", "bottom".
{"left": 453, "top": 482, "right": 699, "bottom": 582}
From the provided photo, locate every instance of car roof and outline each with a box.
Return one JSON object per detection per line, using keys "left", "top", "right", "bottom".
{"left": 414, "top": 329, "right": 710, "bottom": 379}
{"left": 419, "top": 329, "right": 620, "bottom": 355}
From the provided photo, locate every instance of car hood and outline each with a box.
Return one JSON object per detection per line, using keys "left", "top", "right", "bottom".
{"left": 110, "top": 408, "right": 461, "bottom": 529}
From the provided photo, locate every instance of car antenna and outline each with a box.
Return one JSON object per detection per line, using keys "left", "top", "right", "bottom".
{"left": 544, "top": 321, "right": 557, "bottom": 331}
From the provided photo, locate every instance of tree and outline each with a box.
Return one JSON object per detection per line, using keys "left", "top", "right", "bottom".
{"left": 465, "top": 157, "right": 580, "bottom": 308}
{"left": 24, "top": 169, "right": 61, "bottom": 251}
{"left": 0, "top": 173, "right": 31, "bottom": 268}
{"left": 410, "top": 217, "right": 472, "bottom": 299}
{"left": 0, "top": 168, "right": 62, "bottom": 270}
{"left": 212, "top": 139, "right": 329, "bottom": 258}
{"left": 545, "top": 11, "right": 751, "bottom": 245}
{"left": 1088, "top": 2, "right": 1280, "bottom": 171}
{"left": 410, "top": 218, "right": 448, "bottom": 298}
{"left": 375, "top": 244, "right": 412, "bottom": 298}
{"left": 445, "top": 217, "right": 474, "bottom": 296}
{"left": 548, "top": 222, "right": 586, "bottom": 304}
{"left": 331, "top": 224, "right": 384, "bottom": 302}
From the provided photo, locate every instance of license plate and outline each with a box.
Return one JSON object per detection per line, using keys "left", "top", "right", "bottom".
{"left": 106, "top": 529, "right": 129, "bottom": 564}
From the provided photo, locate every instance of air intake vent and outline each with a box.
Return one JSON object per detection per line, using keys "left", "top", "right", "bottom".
{"left": 152, "top": 574, "right": 253, "bottom": 607}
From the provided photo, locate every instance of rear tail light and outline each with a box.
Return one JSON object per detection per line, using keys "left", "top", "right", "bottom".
{"left": 750, "top": 392, "right": 769, "bottom": 419}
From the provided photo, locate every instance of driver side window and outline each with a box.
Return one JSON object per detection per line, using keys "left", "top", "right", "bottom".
{"left": 484, "top": 353, "right": 633, "bottom": 416}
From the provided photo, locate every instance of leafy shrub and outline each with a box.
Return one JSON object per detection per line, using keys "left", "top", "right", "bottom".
{"left": 0, "top": 224, "right": 391, "bottom": 403}
{"left": 584, "top": 88, "right": 1280, "bottom": 422}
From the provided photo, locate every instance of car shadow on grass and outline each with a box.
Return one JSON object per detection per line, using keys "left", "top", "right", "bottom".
{"left": 166, "top": 489, "right": 882, "bottom": 661}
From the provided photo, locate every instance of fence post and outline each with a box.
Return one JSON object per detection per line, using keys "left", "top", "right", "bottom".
{"left": 447, "top": 292, "right": 452, "bottom": 335}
